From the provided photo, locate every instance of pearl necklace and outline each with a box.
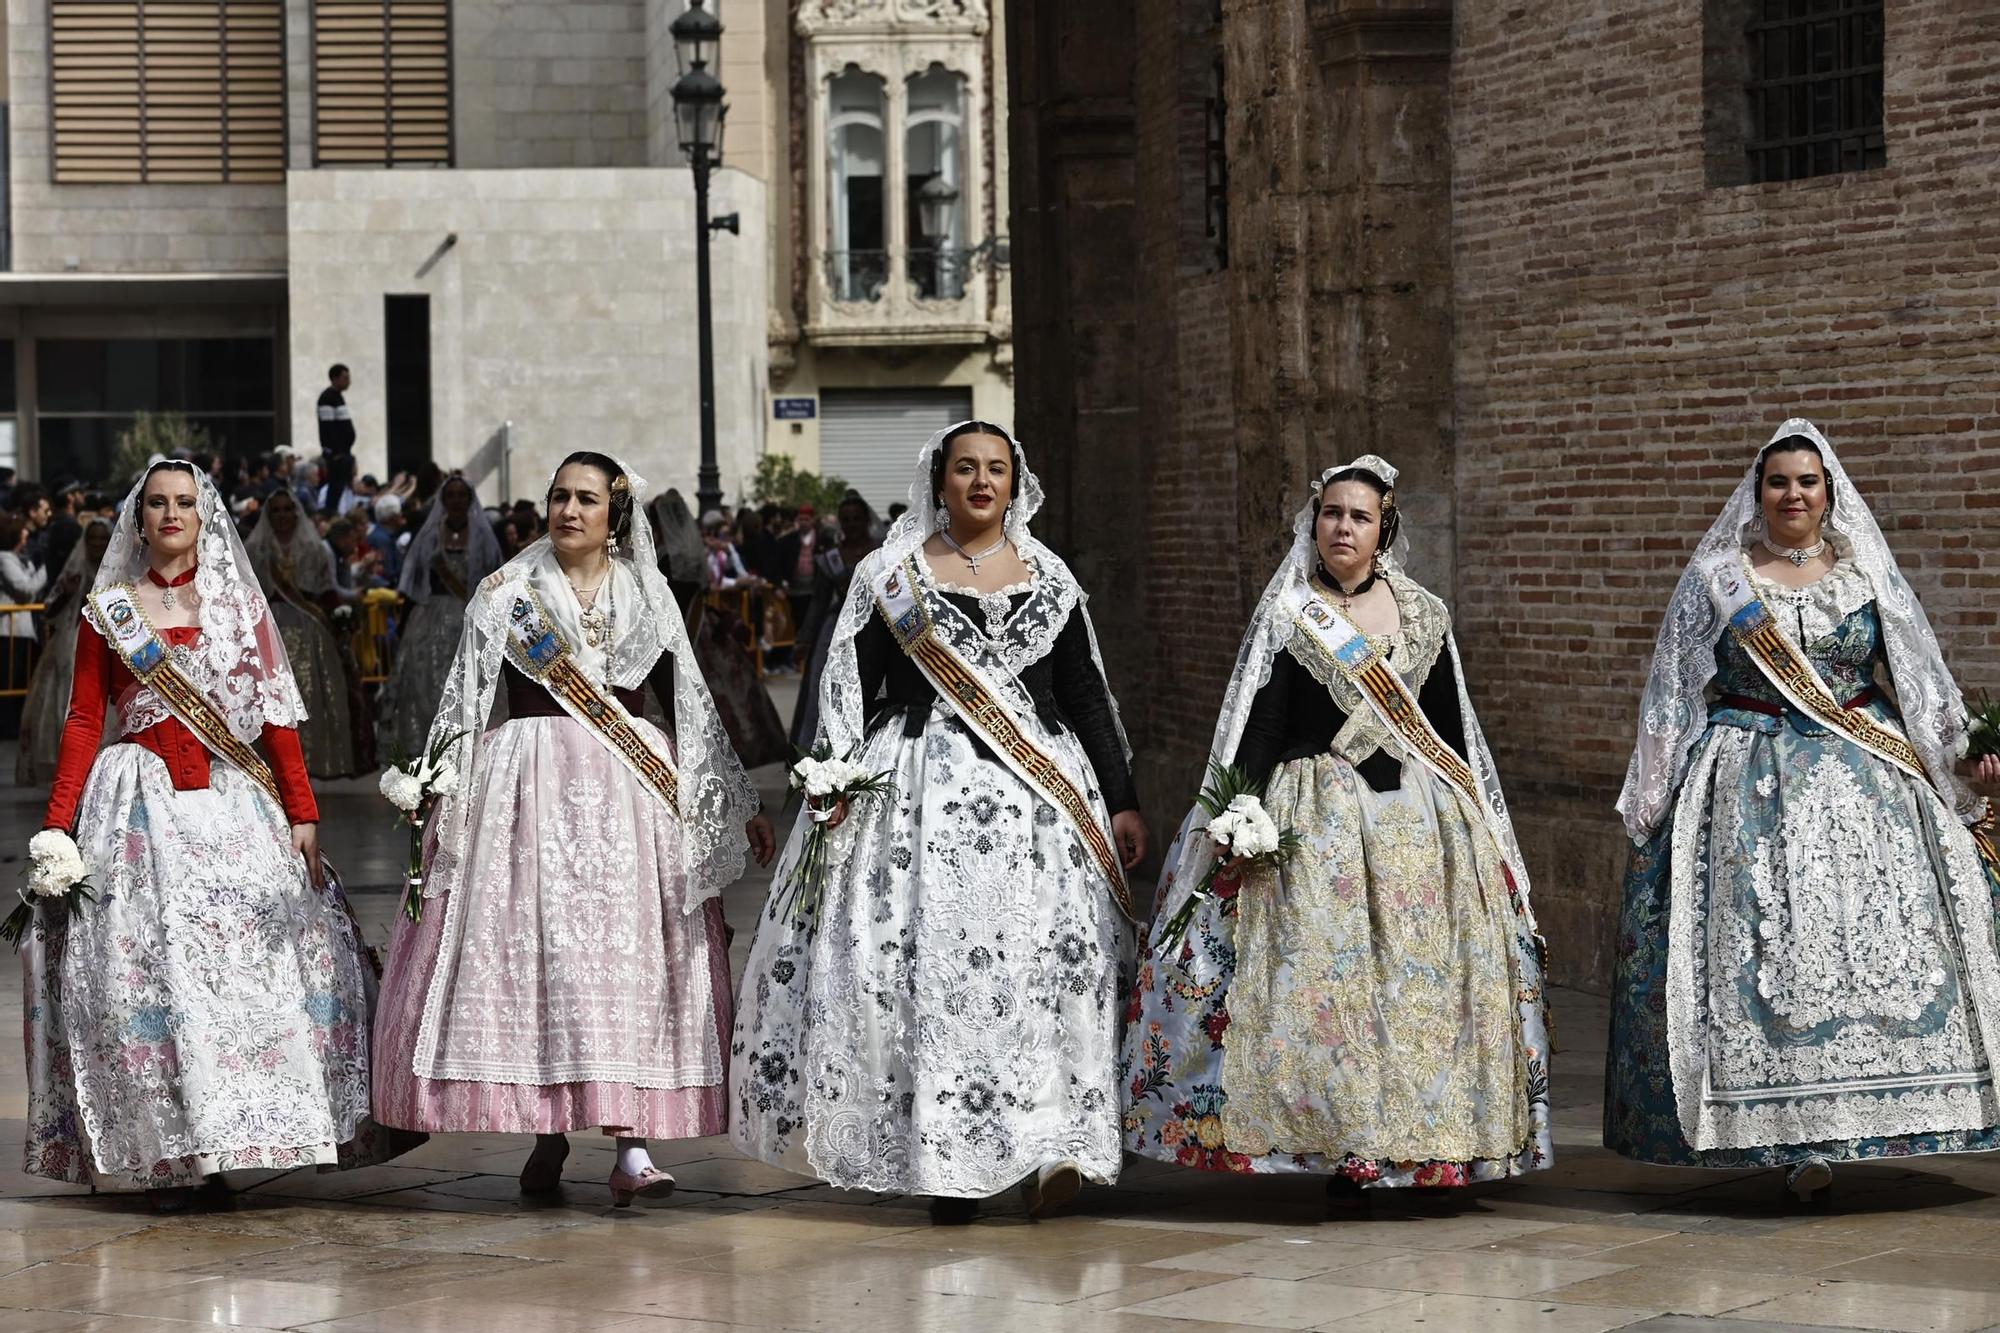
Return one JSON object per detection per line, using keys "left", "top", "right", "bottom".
{"left": 940, "top": 527, "right": 1008, "bottom": 574}
{"left": 1760, "top": 534, "right": 1828, "bottom": 568}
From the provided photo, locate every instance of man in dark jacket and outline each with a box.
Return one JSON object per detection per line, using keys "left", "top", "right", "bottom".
{"left": 317, "top": 363, "right": 357, "bottom": 513}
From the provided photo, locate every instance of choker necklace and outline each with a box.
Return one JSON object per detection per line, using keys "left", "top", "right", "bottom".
{"left": 1318, "top": 564, "right": 1377, "bottom": 605}
{"left": 1760, "top": 534, "right": 1828, "bottom": 568}
{"left": 941, "top": 527, "right": 1008, "bottom": 575}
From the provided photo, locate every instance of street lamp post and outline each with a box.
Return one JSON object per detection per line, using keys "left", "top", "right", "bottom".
{"left": 670, "top": 0, "right": 732, "bottom": 517}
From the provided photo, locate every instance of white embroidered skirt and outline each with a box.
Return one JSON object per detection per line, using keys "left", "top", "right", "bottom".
{"left": 22, "top": 744, "right": 376, "bottom": 1188}
{"left": 731, "top": 708, "right": 1129, "bottom": 1196}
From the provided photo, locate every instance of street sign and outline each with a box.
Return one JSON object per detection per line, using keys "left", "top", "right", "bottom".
{"left": 773, "top": 397, "right": 818, "bottom": 421}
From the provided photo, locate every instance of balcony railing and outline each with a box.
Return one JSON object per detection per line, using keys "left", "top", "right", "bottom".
{"left": 825, "top": 250, "right": 889, "bottom": 303}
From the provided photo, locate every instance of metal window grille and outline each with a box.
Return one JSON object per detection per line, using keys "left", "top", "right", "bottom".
{"left": 1744, "top": 0, "right": 1884, "bottom": 184}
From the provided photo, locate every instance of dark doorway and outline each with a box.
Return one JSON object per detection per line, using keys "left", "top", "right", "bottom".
{"left": 383, "top": 294, "right": 432, "bottom": 475}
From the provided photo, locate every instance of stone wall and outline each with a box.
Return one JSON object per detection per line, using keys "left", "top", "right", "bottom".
{"left": 455, "top": 0, "right": 652, "bottom": 170}
{"left": 6, "top": 0, "right": 287, "bottom": 274}
{"left": 1451, "top": 0, "right": 2000, "bottom": 987}
{"left": 285, "top": 168, "right": 769, "bottom": 506}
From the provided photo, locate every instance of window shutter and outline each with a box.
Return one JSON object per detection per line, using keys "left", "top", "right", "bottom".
{"left": 49, "top": 0, "right": 286, "bottom": 184}
{"left": 312, "top": 0, "right": 452, "bottom": 168}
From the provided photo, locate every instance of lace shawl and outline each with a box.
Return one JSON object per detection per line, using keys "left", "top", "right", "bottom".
{"left": 811, "top": 423, "right": 1130, "bottom": 770}
{"left": 1151, "top": 457, "right": 1537, "bottom": 933}
{"left": 421, "top": 455, "right": 758, "bottom": 914}
{"left": 1616, "top": 417, "right": 1981, "bottom": 842}
{"left": 91, "top": 464, "right": 307, "bottom": 742}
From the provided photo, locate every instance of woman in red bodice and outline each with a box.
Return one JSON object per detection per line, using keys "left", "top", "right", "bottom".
{"left": 23, "top": 459, "right": 394, "bottom": 1210}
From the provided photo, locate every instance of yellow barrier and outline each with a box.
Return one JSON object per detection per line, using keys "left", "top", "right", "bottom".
{"left": 705, "top": 588, "right": 796, "bottom": 679}
{"left": 354, "top": 589, "right": 402, "bottom": 685}
{"left": 0, "top": 603, "right": 45, "bottom": 699}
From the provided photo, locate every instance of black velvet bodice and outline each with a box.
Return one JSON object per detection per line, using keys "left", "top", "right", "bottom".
{"left": 1229, "top": 640, "right": 1467, "bottom": 794}
{"left": 852, "top": 590, "right": 1139, "bottom": 814}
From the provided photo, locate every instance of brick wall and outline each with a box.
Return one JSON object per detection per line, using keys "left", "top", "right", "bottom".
{"left": 1452, "top": 0, "right": 2000, "bottom": 988}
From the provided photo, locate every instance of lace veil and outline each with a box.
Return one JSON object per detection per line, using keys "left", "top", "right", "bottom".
{"left": 647, "top": 488, "right": 708, "bottom": 586}
{"left": 398, "top": 477, "right": 503, "bottom": 602}
{"left": 93, "top": 461, "right": 308, "bottom": 741}
{"left": 243, "top": 494, "right": 338, "bottom": 598}
{"left": 809, "top": 422, "right": 1129, "bottom": 764}
{"left": 1153, "top": 455, "right": 1536, "bottom": 928}
{"left": 423, "top": 453, "right": 757, "bottom": 912}
{"left": 1616, "top": 417, "right": 1980, "bottom": 842}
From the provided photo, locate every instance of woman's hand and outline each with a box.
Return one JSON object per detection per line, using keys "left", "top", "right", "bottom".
{"left": 292, "top": 823, "right": 324, "bottom": 888}
{"left": 820, "top": 796, "right": 851, "bottom": 831}
{"left": 1113, "top": 810, "right": 1149, "bottom": 871}
{"left": 747, "top": 813, "right": 777, "bottom": 867}
{"left": 1976, "top": 754, "right": 2000, "bottom": 786}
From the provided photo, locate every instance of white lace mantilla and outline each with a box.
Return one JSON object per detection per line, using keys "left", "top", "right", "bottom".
{"left": 919, "top": 552, "right": 1077, "bottom": 675}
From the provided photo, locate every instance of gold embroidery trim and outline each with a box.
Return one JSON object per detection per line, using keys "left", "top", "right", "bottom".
{"left": 1732, "top": 609, "right": 1928, "bottom": 782}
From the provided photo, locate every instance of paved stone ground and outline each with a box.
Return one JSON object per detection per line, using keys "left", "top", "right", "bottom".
{"left": 4, "top": 684, "right": 2000, "bottom": 1331}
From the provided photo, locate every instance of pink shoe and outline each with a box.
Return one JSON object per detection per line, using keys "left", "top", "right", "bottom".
{"left": 609, "top": 1165, "right": 676, "bottom": 1207}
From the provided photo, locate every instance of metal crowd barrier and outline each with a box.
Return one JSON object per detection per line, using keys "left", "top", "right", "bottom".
{"left": 705, "top": 587, "right": 796, "bottom": 679}
{"left": 0, "top": 603, "right": 45, "bottom": 698}
{"left": 353, "top": 590, "right": 402, "bottom": 685}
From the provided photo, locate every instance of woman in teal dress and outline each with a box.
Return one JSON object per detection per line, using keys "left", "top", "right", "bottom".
{"left": 1607, "top": 418, "right": 2000, "bottom": 1202}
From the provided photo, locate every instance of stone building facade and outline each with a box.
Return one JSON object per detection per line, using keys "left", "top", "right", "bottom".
{"left": 0, "top": 0, "right": 770, "bottom": 499}
{"left": 1008, "top": 0, "right": 1999, "bottom": 989}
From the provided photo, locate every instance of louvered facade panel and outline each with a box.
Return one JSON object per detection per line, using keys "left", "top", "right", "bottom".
{"left": 49, "top": 0, "right": 287, "bottom": 184}
{"left": 312, "top": 0, "right": 452, "bottom": 167}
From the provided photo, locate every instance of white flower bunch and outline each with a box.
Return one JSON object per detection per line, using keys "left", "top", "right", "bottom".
{"left": 379, "top": 753, "right": 461, "bottom": 814}
{"left": 791, "top": 755, "right": 871, "bottom": 801}
{"left": 1207, "top": 793, "right": 1280, "bottom": 859}
{"left": 26, "top": 830, "right": 88, "bottom": 899}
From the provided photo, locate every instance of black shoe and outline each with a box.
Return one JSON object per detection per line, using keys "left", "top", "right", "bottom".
{"left": 1325, "top": 1175, "right": 1366, "bottom": 1214}
{"left": 928, "top": 1195, "right": 979, "bottom": 1225}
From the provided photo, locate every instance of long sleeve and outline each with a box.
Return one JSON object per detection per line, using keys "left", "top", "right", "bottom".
{"left": 0, "top": 552, "right": 45, "bottom": 601}
{"left": 262, "top": 725, "right": 321, "bottom": 825}
{"left": 1049, "top": 611, "right": 1139, "bottom": 815}
{"left": 43, "top": 619, "right": 113, "bottom": 832}
{"left": 1230, "top": 651, "right": 1300, "bottom": 791}
{"left": 854, "top": 611, "right": 895, "bottom": 721}
{"left": 645, "top": 653, "right": 678, "bottom": 739}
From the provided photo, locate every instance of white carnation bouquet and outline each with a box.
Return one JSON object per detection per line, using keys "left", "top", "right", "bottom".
{"left": 2, "top": 830, "right": 98, "bottom": 948}
{"left": 379, "top": 728, "right": 468, "bottom": 923}
{"left": 774, "top": 740, "right": 897, "bottom": 927}
{"left": 1152, "top": 761, "right": 1303, "bottom": 957}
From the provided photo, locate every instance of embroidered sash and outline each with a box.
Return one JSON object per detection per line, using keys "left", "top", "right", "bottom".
{"left": 88, "top": 584, "right": 288, "bottom": 810}
{"left": 501, "top": 586, "right": 680, "bottom": 811}
{"left": 876, "top": 556, "right": 1135, "bottom": 920}
{"left": 1709, "top": 557, "right": 1931, "bottom": 787}
{"left": 434, "top": 555, "right": 469, "bottom": 603}
{"left": 1282, "top": 581, "right": 1492, "bottom": 821}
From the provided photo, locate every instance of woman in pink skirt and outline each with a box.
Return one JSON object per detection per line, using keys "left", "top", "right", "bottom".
{"left": 372, "top": 451, "right": 774, "bottom": 1203}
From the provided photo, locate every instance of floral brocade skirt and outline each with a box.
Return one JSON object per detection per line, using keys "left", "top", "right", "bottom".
{"left": 1121, "top": 751, "right": 1552, "bottom": 1185}
{"left": 731, "top": 708, "right": 1129, "bottom": 1197}
{"left": 22, "top": 744, "right": 399, "bottom": 1189}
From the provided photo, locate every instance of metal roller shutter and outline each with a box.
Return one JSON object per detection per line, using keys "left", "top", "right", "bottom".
{"left": 817, "top": 388, "right": 974, "bottom": 514}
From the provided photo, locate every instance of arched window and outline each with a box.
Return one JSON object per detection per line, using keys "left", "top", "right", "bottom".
{"left": 904, "top": 65, "right": 966, "bottom": 301}
{"left": 828, "top": 68, "right": 888, "bottom": 302}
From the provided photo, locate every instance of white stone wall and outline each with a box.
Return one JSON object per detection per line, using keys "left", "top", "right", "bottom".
{"left": 454, "top": 0, "right": 652, "bottom": 169}
{"left": 285, "top": 167, "right": 769, "bottom": 507}
{"left": 6, "top": 0, "right": 287, "bottom": 274}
